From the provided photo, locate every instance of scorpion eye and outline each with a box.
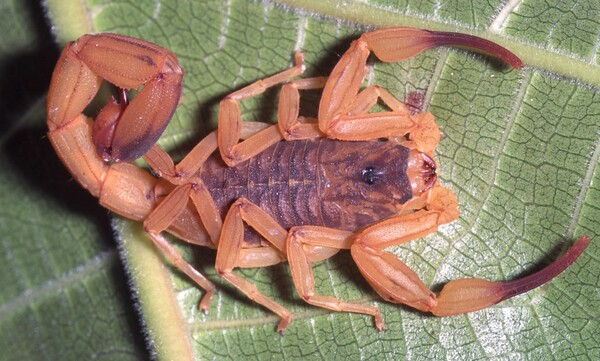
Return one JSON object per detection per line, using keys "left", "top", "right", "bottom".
{"left": 361, "top": 166, "right": 382, "bottom": 185}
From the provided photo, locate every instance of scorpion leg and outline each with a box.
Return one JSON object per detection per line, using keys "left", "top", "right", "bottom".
{"left": 216, "top": 198, "right": 291, "bottom": 332}
{"left": 217, "top": 56, "right": 329, "bottom": 166}
{"left": 142, "top": 131, "right": 224, "bottom": 246}
{"left": 218, "top": 52, "right": 305, "bottom": 166}
{"left": 336, "top": 84, "right": 442, "bottom": 155}
{"left": 144, "top": 168, "right": 291, "bottom": 316}
{"left": 144, "top": 184, "right": 216, "bottom": 311}
{"left": 144, "top": 120, "right": 272, "bottom": 183}
{"left": 139, "top": 140, "right": 224, "bottom": 309}
{"left": 345, "top": 85, "right": 410, "bottom": 116}
{"left": 322, "top": 82, "right": 441, "bottom": 154}
{"left": 188, "top": 183, "right": 223, "bottom": 247}
{"left": 286, "top": 226, "right": 386, "bottom": 330}
{"left": 143, "top": 131, "right": 218, "bottom": 184}
{"left": 277, "top": 77, "right": 327, "bottom": 140}
{"left": 281, "top": 79, "right": 416, "bottom": 140}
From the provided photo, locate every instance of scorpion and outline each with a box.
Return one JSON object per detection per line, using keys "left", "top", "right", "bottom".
{"left": 46, "top": 28, "right": 590, "bottom": 332}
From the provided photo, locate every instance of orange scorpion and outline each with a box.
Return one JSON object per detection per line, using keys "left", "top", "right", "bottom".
{"left": 47, "top": 28, "right": 590, "bottom": 332}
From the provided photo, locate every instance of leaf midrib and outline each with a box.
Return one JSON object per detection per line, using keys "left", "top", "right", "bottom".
{"left": 0, "top": 249, "right": 118, "bottom": 321}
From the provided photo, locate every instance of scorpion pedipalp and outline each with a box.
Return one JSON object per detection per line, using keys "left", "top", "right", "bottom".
{"left": 317, "top": 27, "right": 524, "bottom": 145}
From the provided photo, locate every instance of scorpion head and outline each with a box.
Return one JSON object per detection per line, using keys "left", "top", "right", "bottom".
{"left": 318, "top": 139, "right": 437, "bottom": 230}
{"left": 406, "top": 150, "right": 437, "bottom": 196}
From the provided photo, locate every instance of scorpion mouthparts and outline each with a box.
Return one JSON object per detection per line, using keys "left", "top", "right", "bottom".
{"left": 421, "top": 153, "right": 437, "bottom": 190}
{"left": 407, "top": 151, "right": 437, "bottom": 196}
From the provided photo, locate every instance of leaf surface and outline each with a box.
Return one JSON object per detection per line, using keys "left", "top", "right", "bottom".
{"left": 2, "top": 0, "right": 598, "bottom": 360}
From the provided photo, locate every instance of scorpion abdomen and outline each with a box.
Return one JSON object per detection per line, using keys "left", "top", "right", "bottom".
{"left": 201, "top": 138, "right": 414, "bottom": 243}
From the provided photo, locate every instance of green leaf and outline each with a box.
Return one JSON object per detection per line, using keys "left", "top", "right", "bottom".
{"left": 3, "top": 0, "right": 598, "bottom": 360}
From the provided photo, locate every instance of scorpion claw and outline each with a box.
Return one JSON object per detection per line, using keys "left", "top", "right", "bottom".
{"left": 432, "top": 235, "right": 590, "bottom": 316}
{"left": 361, "top": 27, "right": 524, "bottom": 69}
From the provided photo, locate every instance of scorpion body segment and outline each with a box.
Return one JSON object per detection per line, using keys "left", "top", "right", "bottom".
{"left": 47, "top": 29, "right": 589, "bottom": 333}
{"left": 202, "top": 138, "right": 430, "bottom": 236}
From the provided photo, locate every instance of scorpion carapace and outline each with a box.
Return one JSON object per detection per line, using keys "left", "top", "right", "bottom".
{"left": 47, "top": 27, "right": 590, "bottom": 333}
